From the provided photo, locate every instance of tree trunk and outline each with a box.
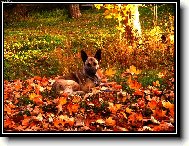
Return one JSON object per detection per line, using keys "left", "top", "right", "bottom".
{"left": 124, "top": 4, "right": 142, "bottom": 45}
{"left": 68, "top": 4, "right": 81, "bottom": 18}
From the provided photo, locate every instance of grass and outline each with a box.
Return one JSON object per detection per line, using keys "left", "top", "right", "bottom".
{"left": 4, "top": 5, "right": 175, "bottom": 88}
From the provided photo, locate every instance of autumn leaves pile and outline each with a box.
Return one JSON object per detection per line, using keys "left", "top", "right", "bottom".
{"left": 4, "top": 65, "right": 175, "bottom": 132}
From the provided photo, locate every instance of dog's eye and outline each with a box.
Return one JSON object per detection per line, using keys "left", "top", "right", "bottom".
{"left": 93, "top": 62, "right": 97, "bottom": 66}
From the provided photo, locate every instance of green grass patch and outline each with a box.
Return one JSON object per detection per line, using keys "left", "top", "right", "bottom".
{"left": 4, "top": 6, "right": 175, "bottom": 82}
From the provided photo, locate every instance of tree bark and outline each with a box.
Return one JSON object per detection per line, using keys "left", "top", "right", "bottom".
{"left": 123, "top": 4, "right": 142, "bottom": 45}
{"left": 68, "top": 4, "right": 81, "bottom": 18}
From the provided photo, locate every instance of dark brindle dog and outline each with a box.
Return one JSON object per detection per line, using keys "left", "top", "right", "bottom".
{"left": 52, "top": 49, "right": 101, "bottom": 95}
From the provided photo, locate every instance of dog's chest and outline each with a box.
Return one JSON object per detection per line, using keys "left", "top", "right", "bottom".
{"left": 64, "top": 71, "right": 100, "bottom": 92}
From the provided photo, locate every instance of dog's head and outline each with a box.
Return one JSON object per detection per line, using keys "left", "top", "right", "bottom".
{"left": 81, "top": 49, "right": 101, "bottom": 76}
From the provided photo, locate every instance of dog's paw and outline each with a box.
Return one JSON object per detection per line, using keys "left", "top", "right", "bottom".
{"left": 73, "top": 91, "right": 85, "bottom": 95}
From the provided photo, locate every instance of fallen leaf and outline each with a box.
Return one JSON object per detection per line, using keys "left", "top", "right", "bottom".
{"left": 36, "top": 113, "right": 43, "bottom": 121}
{"left": 22, "top": 116, "right": 30, "bottom": 126}
{"left": 33, "top": 95, "right": 43, "bottom": 105}
{"left": 148, "top": 99, "right": 157, "bottom": 110}
{"left": 67, "top": 117, "right": 75, "bottom": 126}
{"left": 96, "top": 119, "right": 105, "bottom": 124}
{"left": 67, "top": 103, "right": 80, "bottom": 115}
{"left": 126, "top": 107, "right": 132, "bottom": 114}
{"left": 162, "top": 101, "right": 174, "bottom": 110}
{"left": 153, "top": 80, "right": 160, "bottom": 87}
{"left": 72, "top": 96, "right": 81, "bottom": 103}
{"left": 127, "top": 76, "right": 142, "bottom": 91}
{"left": 105, "top": 117, "right": 116, "bottom": 126}
{"left": 59, "top": 97, "right": 67, "bottom": 105}
{"left": 105, "top": 68, "right": 116, "bottom": 77}
{"left": 127, "top": 65, "right": 141, "bottom": 75}
{"left": 14, "top": 80, "right": 22, "bottom": 91}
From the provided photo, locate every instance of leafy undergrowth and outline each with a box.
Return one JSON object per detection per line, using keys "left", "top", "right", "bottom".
{"left": 4, "top": 66, "right": 175, "bottom": 132}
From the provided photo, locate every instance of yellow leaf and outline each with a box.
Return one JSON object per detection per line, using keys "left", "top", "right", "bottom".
{"left": 36, "top": 113, "right": 43, "bottom": 121}
{"left": 127, "top": 65, "right": 141, "bottom": 75}
{"left": 105, "top": 14, "right": 112, "bottom": 19}
{"left": 126, "top": 107, "right": 132, "bottom": 114}
{"left": 116, "top": 26, "right": 125, "bottom": 33}
{"left": 59, "top": 115, "right": 69, "bottom": 121}
{"left": 153, "top": 80, "right": 160, "bottom": 87}
{"left": 162, "top": 101, "right": 174, "bottom": 110}
{"left": 157, "top": 72, "right": 165, "bottom": 78}
{"left": 105, "top": 68, "right": 116, "bottom": 77}
{"left": 169, "top": 34, "right": 174, "bottom": 44}
{"left": 115, "top": 14, "right": 125, "bottom": 21}
{"left": 115, "top": 104, "right": 122, "bottom": 110}
{"left": 96, "top": 119, "right": 105, "bottom": 124}
{"left": 104, "top": 4, "right": 114, "bottom": 10}
{"left": 29, "top": 93, "right": 37, "bottom": 100}
{"left": 94, "top": 4, "right": 103, "bottom": 10}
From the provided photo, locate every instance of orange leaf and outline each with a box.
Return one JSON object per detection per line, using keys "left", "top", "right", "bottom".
{"left": 4, "top": 93, "right": 9, "bottom": 100}
{"left": 152, "top": 88, "right": 162, "bottom": 95}
{"left": 113, "top": 85, "right": 122, "bottom": 90}
{"left": 128, "top": 113, "right": 143, "bottom": 124}
{"left": 148, "top": 99, "right": 157, "bottom": 110}
{"left": 136, "top": 113, "right": 143, "bottom": 121}
{"left": 35, "top": 86, "right": 40, "bottom": 95}
{"left": 14, "top": 80, "right": 22, "bottom": 91}
{"left": 61, "top": 92, "right": 69, "bottom": 97}
{"left": 54, "top": 119, "right": 64, "bottom": 128}
{"left": 67, "top": 103, "right": 80, "bottom": 115}
{"left": 59, "top": 97, "right": 67, "bottom": 105}
{"left": 22, "top": 116, "right": 30, "bottom": 126}
{"left": 4, "top": 105, "right": 12, "bottom": 115}
{"left": 4, "top": 118, "right": 13, "bottom": 128}
{"left": 34, "top": 76, "right": 42, "bottom": 81}
{"left": 153, "top": 109, "right": 166, "bottom": 118}
{"left": 134, "top": 89, "right": 143, "bottom": 96}
{"left": 115, "top": 104, "right": 122, "bottom": 110}
{"left": 128, "top": 76, "right": 142, "bottom": 91}
{"left": 108, "top": 103, "right": 121, "bottom": 114}
{"left": 169, "top": 107, "right": 174, "bottom": 118}
{"left": 105, "top": 117, "right": 116, "bottom": 126}
{"left": 72, "top": 96, "right": 81, "bottom": 103}
{"left": 67, "top": 117, "right": 75, "bottom": 126}
{"left": 41, "top": 77, "right": 49, "bottom": 86}
{"left": 33, "top": 95, "right": 43, "bottom": 105}
{"left": 96, "top": 69, "right": 106, "bottom": 80}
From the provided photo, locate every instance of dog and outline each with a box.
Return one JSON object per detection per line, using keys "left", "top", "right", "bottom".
{"left": 52, "top": 49, "right": 102, "bottom": 95}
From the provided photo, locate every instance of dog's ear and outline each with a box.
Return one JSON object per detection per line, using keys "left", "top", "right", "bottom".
{"left": 94, "top": 49, "right": 101, "bottom": 62}
{"left": 81, "top": 50, "right": 88, "bottom": 63}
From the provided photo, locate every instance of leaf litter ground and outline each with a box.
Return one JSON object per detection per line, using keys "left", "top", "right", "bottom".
{"left": 4, "top": 71, "right": 175, "bottom": 132}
